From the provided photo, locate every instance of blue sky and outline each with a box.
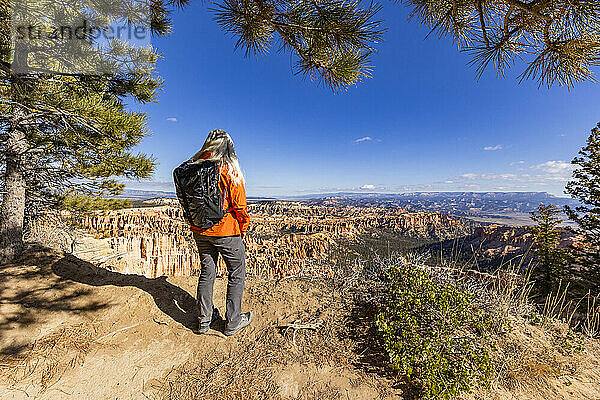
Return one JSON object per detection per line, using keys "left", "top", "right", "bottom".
{"left": 125, "top": 2, "right": 599, "bottom": 197}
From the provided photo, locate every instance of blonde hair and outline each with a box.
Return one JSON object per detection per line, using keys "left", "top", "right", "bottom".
{"left": 189, "top": 129, "right": 245, "bottom": 185}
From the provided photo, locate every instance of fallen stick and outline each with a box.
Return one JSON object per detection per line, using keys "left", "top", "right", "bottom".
{"left": 281, "top": 319, "right": 324, "bottom": 346}
{"left": 72, "top": 246, "right": 109, "bottom": 256}
{"left": 416, "top": 264, "right": 523, "bottom": 283}
{"left": 282, "top": 320, "right": 324, "bottom": 330}
{"left": 94, "top": 321, "right": 145, "bottom": 342}
{"left": 93, "top": 251, "right": 132, "bottom": 265}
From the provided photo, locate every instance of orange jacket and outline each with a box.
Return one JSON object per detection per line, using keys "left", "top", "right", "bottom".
{"left": 190, "top": 163, "right": 250, "bottom": 237}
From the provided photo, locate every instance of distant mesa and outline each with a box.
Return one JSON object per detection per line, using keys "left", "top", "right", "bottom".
{"left": 117, "top": 189, "right": 177, "bottom": 200}
{"left": 116, "top": 190, "right": 579, "bottom": 226}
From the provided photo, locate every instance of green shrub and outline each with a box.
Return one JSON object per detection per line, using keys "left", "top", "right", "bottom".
{"left": 59, "top": 194, "right": 132, "bottom": 212}
{"left": 376, "top": 264, "right": 494, "bottom": 399}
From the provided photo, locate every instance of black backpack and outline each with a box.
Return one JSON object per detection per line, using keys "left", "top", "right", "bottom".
{"left": 173, "top": 160, "right": 228, "bottom": 230}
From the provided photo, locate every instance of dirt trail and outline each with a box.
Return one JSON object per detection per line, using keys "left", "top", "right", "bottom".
{"left": 0, "top": 246, "right": 399, "bottom": 399}
{"left": 2, "top": 246, "right": 600, "bottom": 400}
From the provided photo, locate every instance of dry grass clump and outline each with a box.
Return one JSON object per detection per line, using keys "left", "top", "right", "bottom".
{"left": 491, "top": 317, "right": 582, "bottom": 391}
{"left": 581, "top": 293, "right": 600, "bottom": 338}
{"left": 0, "top": 323, "right": 96, "bottom": 391}
{"left": 24, "top": 213, "right": 77, "bottom": 253}
{"left": 539, "top": 282, "right": 600, "bottom": 339}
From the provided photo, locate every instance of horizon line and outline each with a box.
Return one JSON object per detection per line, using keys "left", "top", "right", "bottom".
{"left": 118, "top": 189, "right": 573, "bottom": 199}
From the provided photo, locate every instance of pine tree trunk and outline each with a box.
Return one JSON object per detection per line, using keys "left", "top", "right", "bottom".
{"left": 0, "top": 118, "right": 27, "bottom": 264}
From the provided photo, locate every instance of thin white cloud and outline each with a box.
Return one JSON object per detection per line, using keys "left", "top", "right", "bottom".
{"left": 354, "top": 136, "right": 383, "bottom": 143}
{"left": 532, "top": 160, "right": 572, "bottom": 174}
{"left": 441, "top": 160, "right": 574, "bottom": 192}
{"left": 484, "top": 145, "right": 503, "bottom": 151}
{"left": 309, "top": 161, "right": 574, "bottom": 195}
{"left": 166, "top": 117, "right": 178, "bottom": 122}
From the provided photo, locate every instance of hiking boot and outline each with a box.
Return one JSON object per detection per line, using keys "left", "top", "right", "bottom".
{"left": 193, "top": 307, "right": 222, "bottom": 335}
{"left": 224, "top": 311, "right": 253, "bottom": 336}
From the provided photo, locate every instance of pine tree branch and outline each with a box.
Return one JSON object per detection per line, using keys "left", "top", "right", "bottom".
{"left": 254, "top": 0, "right": 334, "bottom": 74}
{"left": 504, "top": 0, "right": 551, "bottom": 21}
{"left": 477, "top": 0, "right": 490, "bottom": 47}
{"left": 402, "top": 0, "right": 600, "bottom": 87}
{"left": 503, "top": 5, "right": 513, "bottom": 37}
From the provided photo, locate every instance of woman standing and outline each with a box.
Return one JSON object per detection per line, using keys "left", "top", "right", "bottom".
{"left": 185, "top": 129, "right": 252, "bottom": 336}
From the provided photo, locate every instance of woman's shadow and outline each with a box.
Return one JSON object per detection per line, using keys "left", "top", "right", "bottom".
{"left": 52, "top": 254, "right": 200, "bottom": 331}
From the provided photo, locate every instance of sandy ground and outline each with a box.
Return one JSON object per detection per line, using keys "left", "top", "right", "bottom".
{"left": 1, "top": 245, "right": 599, "bottom": 400}
{"left": 0, "top": 246, "right": 400, "bottom": 400}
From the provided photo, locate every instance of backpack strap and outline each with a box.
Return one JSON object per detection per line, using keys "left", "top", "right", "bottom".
{"left": 221, "top": 171, "right": 234, "bottom": 215}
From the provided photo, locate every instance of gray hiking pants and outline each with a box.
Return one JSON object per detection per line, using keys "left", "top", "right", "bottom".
{"left": 193, "top": 233, "right": 246, "bottom": 331}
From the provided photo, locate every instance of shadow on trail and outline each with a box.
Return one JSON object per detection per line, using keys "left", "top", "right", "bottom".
{"left": 0, "top": 245, "right": 108, "bottom": 355}
{"left": 0, "top": 244, "right": 200, "bottom": 356}
{"left": 51, "top": 254, "right": 199, "bottom": 331}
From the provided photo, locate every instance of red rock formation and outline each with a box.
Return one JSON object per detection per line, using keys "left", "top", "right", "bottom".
{"left": 456, "top": 225, "right": 578, "bottom": 259}
{"left": 67, "top": 202, "right": 473, "bottom": 279}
